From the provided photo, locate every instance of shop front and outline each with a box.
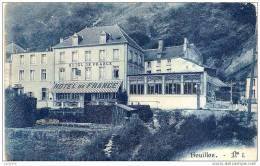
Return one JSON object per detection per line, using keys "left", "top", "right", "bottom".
{"left": 52, "top": 80, "right": 122, "bottom": 108}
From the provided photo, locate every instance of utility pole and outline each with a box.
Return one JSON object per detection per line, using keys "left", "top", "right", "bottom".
{"left": 247, "top": 21, "right": 257, "bottom": 123}
{"left": 230, "top": 80, "right": 233, "bottom": 111}
{"left": 247, "top": 47, "right": 257, "bottom": 122}
{"left": 197, "top": 83, "right": 201, "bottom": 110}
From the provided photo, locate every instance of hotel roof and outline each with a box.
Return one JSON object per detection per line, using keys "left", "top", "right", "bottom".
{"left": 6, "top": 42, "right": 26, "bottom": 54}
{"left": 144, "top": 45, "right": 184, "bottom": 61}
{"left": 53, "top": 24, "right": 143, "bottom": 50}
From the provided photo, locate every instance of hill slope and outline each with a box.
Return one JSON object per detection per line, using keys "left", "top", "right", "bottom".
{"left": 4, "top": 2, "right": 256, "bottom": 80}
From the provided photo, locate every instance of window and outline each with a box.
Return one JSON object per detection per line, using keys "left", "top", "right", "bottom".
{"left": 99, "top": 50, "right": 105, "bottom": 61}
{"left": 253, "top": 90, "right": 256, "bottom": 98}
{"left": 19, "top": 70, "right": 24, "bottom": 81}
{"left": 59, "top": 52, "right": 65, "bottom": 63}
{"left": 129, "top": 77, "right": 145, "bottom": 95}
{"left": 113, "top": 66, "right": 119, "bottom": 79}
{"left": 156, "top": 69, "right": 161, "bottom": 73}
{"left": 147, "top": 83, "right": 162, "bottom": 94}
{"left": 30, "top": 54, "right": 36, "bottom": 64}
{"left": 41, "top": 69, "right": 47, "bottom": 80}
{"left": 41, "top": 54, "right": 47, "bottom": 64}
{"left": 85, "top": 51, "right": 91, "bottom": 62}
{"left": 20, "top": 55, "right": 24, "bottom": 64}
{"left": 130, "top": 84, "right": 144, "bottom": 95}
{"left": 138, "top": 55, "right": 142, "bottom": 65}
{"left": 59, "top": 68, "right": 65, "bottom": 81}
{"left": 28, "top": 92, "right": 34, "bottom": 97}
{"left": 165, "top": 83, "right": 181, "bottom": 94}
{"left": 99, "top": 33, "right": 107, "bottom": 44}
{"left": 147, "top": 61, "right": 151, "bottom": 68}
{"left": 167, "top": 59, "right": 171, "bottom": 65}
{"left": 167, "top": 68, "right": 171, "bottom": 72}
{"left": 85, "top": 67, "right": 91, "bottom": 80}
{"left": 146, "top": 70, "right": 151, "bottom": 74}
{"left": 56, "top": 93, "right": 80, "bottom": 101}
{"left": 30, "top": 70, "right": 35, "bottom": 81}
{"left": 72, "top": 51, "right": 78, "bottom": 62}
{"left": 113, "top": 49, "right": 119, "bottom": 61}
{"left": 157, "top": 60, "right": 161, "bottom": 67}
{"left": 184, "top": 82, "right": 197, "bottom": 94}
{"left": 71, "top": 68, "right": 78, "bottom": 80}
{"left": 99, "top": 67, "right": 105, "bottom": 79}
{"left": 41, "top": 88, "right": 48, "bottom": 100}
{"left": 253, "top": 79, "right": 256, "bottom": 86}
{"left": 133, "top": 53, "right": 138, "bottom": 63}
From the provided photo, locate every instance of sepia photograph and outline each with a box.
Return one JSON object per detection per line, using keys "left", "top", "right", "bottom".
{"left": 1, "top": 1, "right": 258, "bottom": 163}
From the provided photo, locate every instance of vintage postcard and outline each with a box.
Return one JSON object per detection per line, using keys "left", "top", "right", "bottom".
{"left": 1, "top": 1, "right": 258, "bottom": 164}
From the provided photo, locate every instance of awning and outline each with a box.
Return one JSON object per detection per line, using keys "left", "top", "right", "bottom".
{"left": 52, "top": 80, "right": 122, "bottom": 93}
{"left": 207, "top": 75, "right": 229, "bottom": 87}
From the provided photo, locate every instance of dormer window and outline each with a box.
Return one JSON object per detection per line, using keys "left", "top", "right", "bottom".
{"left": 167, "top": 59, "right": 171, "bottom": 66}
{"left": 72, "top": 33, "right": 79, "bottom": 46}
{"left": 99, "top": 31, "right": 107, "bottom": 44}
{"left": 157, "top": 60, "right": 161, "bottom": 67}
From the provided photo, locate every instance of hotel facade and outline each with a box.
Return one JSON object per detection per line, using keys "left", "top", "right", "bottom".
{"left": 10, "top": 25, "right": 228, "bottom": 109}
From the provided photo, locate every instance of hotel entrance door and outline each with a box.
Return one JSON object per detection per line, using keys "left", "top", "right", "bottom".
{"left": 84, "top": 93, "right": 91, "bottom": 104}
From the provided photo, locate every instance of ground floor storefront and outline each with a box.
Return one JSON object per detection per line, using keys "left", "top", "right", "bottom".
{"left": 51, "top": 80, "right": 122, "bottom": 108}
{"left": 11, "top": 73, "right": 230, "bottom": 109}
{"left": 53, "top": 93, "right": 118, "bottom": 108}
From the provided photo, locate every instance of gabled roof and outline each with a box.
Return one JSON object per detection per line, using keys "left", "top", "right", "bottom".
{"left": 144, "top": 45, "right": 184, "bottom": 61}
{"left": 6, "top": 42, "right": 26, "bottom": 54}
{"left": 53, "top": 25, "right": 143, "bottom": 50}
{"left": 207, "top": 75, "right": 229, "bottom": 87}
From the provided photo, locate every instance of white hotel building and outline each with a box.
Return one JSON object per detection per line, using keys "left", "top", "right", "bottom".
{"left": 10, "top": 25, "right": 228, "bottom": 109}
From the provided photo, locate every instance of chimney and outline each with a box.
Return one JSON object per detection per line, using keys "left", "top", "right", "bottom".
{"left": 72, "top": 33, "right": 79, "bottom": 46}
{"left": 60, "top": 37, "right": 64, "bottom": 43}
{"left": 158, "top": 39, "right": 164, "bottom": 52}
{"left": 183, "top": 37, "right": 189, "bottom": 52}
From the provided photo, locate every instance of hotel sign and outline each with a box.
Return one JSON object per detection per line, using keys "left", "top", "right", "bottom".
{"left": 69, "top": 62, "right": 112, "bottom": 67}
{"left": 52, "top": 80, "right": 122, "bottom": 93}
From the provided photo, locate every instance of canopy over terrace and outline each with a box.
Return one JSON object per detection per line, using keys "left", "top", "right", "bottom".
{"left": 52, "top": 80, "right": 123, "bottom": 108}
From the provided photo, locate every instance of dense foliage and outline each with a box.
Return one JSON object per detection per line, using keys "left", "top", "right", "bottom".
{"left": 5, "top": 3, "right": 256, "bottom": 75}
{"left": 5, "top": 109, "right": 257, "bottom": 161}
{"left": 5, "top": 89, "right": 36, "bottom": 128}
{"left": 76, "top": 110, "right": 256, "bottom": 161}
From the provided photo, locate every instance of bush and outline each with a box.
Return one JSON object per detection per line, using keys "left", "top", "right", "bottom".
{"left": 129, "top": 105, "right": 153, "bottom": 122}
{"left": 84, "top": 105, "right": 113, "bottom": 124}
{"left": 77, "top": 116, "right": 150, "bottom": 161}
{"left": 5, "top": 89, "right": 36, "bottom": 128}
{"left": 118, "top": 90, "right": 128, "bottom": 105}
{"left": 35, "top": 107, "right": 50, "bottom": 120}
{"left": 111, "top": 116, "right": 150, "bottom": 160}
{"left": 133, "top": 111, "right": 257, "bottom": 161}
{"left": 77, "top": 133, "right": 111, "bottom": 161}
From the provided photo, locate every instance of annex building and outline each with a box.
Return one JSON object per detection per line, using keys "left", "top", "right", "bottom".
{"left": 9, "top": 25, "right": 228, "bottom": 109}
